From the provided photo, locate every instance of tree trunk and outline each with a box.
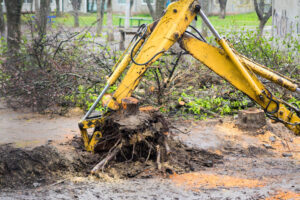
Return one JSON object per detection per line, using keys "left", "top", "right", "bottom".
{"left": 258, "top": 19, "right": 268, "bottom": 37}
{"left": 30, "top": 1, "right": 34, "bottom": 13}
{"left": 38, "top": 0, "right": 51, "bottom": 37}
{"left": 96, "top": 0, "right": 105, "bottom": 35}
{"left": 145, "top": 0, "right": 155, "bottom": 20}
{"left": 4, "top": 0, "right": 23, "bottom": 54}
{"left": 91, "top": 0, "right": 95, "bottom": 11}
{"left": 218, "top": 0, "right": 227, "bottom": 19}
{"left": 237, "top": 108, "right": 266, "bottom": 134}
{"left": 125, "top": 0, "right": 130, "bottom": 28}
{"left": 0, "top": 1, "right": 5, "bottom": 39}
{"left": 107, "top": 0, "right": 114, "bottom": 41}
{"left": 55, "top": 0, "right": 61, "bottom": 16}
{"left": 201, "top": 0, "right": 209, "bottom": 37}
{"left": 155, "top": 0, "right": 165, "bottom": 20}
{"left": 35, "top": 0, "right": 39, "bottom": 14}
{"left": 253, "top": 0, "right": 272, "bottom": 37}
{"left": 71, "top": 0, "right": 81, "bottom": 27}
{"left": 130, "top": 0, "right": 134, "bottom": 13}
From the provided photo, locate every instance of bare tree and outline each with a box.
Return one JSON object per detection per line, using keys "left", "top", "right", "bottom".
{"left": 38, "top": 0, "right": 51, "bottom": 37}
{"left": 96, "top": 0, "right": 105, "bottom": 35}
{"left": 155, "top": 0, "right": 165, "bottom": 20}
{"left": 218, "top": 0, "right": 227, "bottom": 19}
{"left": 71, "top": 0, "right": 81, "bottom": 27}
{"left": 55, "top": 0, "right": 61, "bottom": 16}
{"left": 146, "top": 0, "right": 165, "bottom": 21}
{"left": 201, "top": 0, "right": 209, "bottom": 37}
{"left": 30, "top": 0, "right": 34, "bottom": 12}
{"left": 125, "top": 0, "right": 130, "bottom": 28}
{"left": 145, "top": 0, "right": 155, "bottom": 20}
{"left": 254, "top": 0, "right": 272, "bottom": 36}
{"left": 4, "top": 0, "right": 23, "bottom": 54}
{"left": 91, "top": 0, "right": 95, "bottom": 11}
{"left": 130, "top": 0, "right": 134, "bottom": 12}
{"left": 0, "top": 0, "right": 5, "bottom": 39}
{"left": 35, "top": 0, "right": 39, "bottom": 14}
{"left": 107, "top": 0, "right": 114, "bottom": 41}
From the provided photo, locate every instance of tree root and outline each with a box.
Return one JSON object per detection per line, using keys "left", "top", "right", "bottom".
{"left": 91, "top": 144, "right": 122, "bottom": 174}
{"left": 89, "top": 107, "right": 223, "bottom": 176}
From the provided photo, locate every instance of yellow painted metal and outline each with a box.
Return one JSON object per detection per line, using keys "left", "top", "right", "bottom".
{"left": 180, "top": 34, "right": 299, "bottom": 134}
{"left": 79, "top": 117, "right": 106, "bottom": 152}
{"left": 77, "top": 21, "right": 156, "bottom": 152}
{"left": 218, "top": 39, "right": 262, "bottom": 97}
{"left": 107, "top": 29, "right": 149, "bottom": 86}
{"left": 239, "top": 56, "right": 298, "bottom": 92}
{"left": 107, "top": 0, "right": 199, "bottom": 109}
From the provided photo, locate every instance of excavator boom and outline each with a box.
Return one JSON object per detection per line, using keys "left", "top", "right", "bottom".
{"left": 79, "top": 0, "right": 299, "bottom": 152}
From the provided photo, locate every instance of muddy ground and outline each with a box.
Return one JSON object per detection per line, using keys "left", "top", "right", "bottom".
{"left": 0, "top": 101, "right": 299, "bottom": 200}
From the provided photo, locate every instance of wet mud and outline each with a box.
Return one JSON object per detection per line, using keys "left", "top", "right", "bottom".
{"left": 0, "top": 103, "right": 300, "bottom": 199}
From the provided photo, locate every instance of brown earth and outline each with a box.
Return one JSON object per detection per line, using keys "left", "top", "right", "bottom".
{"left": 0, "top": 101, "right": 300, "bottom": 199}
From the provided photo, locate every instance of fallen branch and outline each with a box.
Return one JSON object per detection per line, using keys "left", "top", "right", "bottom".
{"left": 164, "top": 140, "right": 171, "bottom": 155}
{"left": 156, "top": 145, "right": 161, "bottom": 170}
{"left": 91, "top": 144, "right": 122, "bottom": 174}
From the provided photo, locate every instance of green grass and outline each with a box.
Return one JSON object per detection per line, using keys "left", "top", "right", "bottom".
{"left": 22, "top": 12, "right": 271, "bottom": 30}
{"left": 197, "top": 12, "right": 272, "bottom": 30}
{"left": 54, "top": 13, "right": 153, "bottom": 27}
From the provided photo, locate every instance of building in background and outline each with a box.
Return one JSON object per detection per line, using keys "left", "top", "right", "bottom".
{"left": 110, "top": 0, "right": 254, "bottom": 15}
{"left": 272, "top": 0, "right": 300, "bottom": 38}
{"left": 209, "top": 0, "right": 254, "bottom": 16}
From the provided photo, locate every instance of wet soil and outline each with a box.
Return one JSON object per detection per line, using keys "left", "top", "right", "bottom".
{"left": 0, "top": 135, "right": 222, "bottom": 190}
{"left": 0, "top": 102, "right": 300, "bottom": 199}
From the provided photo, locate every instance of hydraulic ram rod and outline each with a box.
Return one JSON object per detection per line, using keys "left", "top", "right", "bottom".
{"left": 198, "top": 9, "right": 264, "bottom": 98}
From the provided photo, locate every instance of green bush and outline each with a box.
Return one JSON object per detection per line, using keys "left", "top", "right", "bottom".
{"left": 226, "top": 29, "right": 299, "bottom": 79}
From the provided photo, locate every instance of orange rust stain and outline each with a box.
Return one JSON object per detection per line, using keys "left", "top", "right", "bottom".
{"left": 266, "top": 190, "right": 300, "bottom": 200}
{"left": 170, "top": 172, "right": 265, "bottom": 190}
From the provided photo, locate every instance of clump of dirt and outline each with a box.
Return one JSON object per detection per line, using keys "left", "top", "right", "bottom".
{"left": 0, "top": 145, "right": 72, "bottom": 189}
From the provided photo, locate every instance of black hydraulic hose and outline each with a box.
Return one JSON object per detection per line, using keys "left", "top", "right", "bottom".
{"left": 130, "top": 24, "right": 165, "bottom": 66}
{"left": 188, "top": 25, "right": 207, "bottom": 42}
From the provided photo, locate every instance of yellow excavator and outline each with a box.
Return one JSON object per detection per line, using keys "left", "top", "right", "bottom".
{"left": 79, "top": 0, "right": 300, "bottom": 152}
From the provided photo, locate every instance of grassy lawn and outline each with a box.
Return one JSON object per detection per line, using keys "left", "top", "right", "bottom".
{"left": 197, "top": 12, "right": 272, "bottom": 31}
{"left": 54, "top": 13, "right": 153, "bottom": 27}
{"left": 22, "top": 12, "right": 271, "bottom": 30}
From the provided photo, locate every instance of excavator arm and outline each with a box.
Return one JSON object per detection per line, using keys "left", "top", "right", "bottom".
{"left": 79, "top": 0, "right": 300, "bottom": 152}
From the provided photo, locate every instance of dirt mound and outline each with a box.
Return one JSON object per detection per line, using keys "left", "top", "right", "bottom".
{"left": 0, "top": 145, "right": 71, "bottom": 189}
{"left": 0, "top": 142, "right": 104, "bottom": 189}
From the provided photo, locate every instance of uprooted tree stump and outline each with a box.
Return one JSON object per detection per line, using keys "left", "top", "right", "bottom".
{"left": 91, "top": 97, "right": 222, "bottom": 175}
{"left": 91, "top": 97, "right": 170, "bottom": 173}
{"left": 236, "top": 108, "right": 266, "bottom": 133}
